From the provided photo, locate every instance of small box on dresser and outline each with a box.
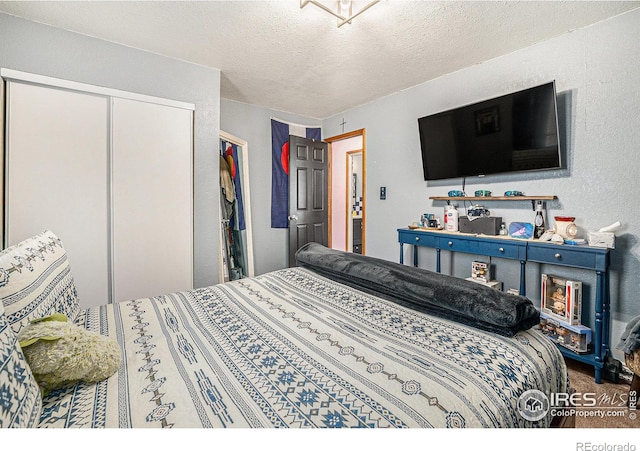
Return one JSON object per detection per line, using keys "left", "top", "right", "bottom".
{"left": 458, "top": 216, "right": 502, "bottom": 235}
{"left": 471, "top": 261, "right": 492, "bottom": 282}
{"left": 541, "top": 274, "right": 582, "bottom": 325}
{"left": 538, "top": 311, "right": 591, "bottom": 354}
{"left": 587, "top": 231, "right": 615, "bottom": 249}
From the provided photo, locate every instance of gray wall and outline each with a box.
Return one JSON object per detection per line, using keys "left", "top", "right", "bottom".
{"left": 4, "top": 7, "right": 637, "bottom": 361}
{"left": 222, "top": 9, "right": 639, "bottom": 362}
{"left": 0, "top": 13, "right": 221, "bottom": 290}
{"left": 321, "top": 9, "right": 639, "bottom": 360}
{"left": 220, "top": 99, "right": 321, "bottom": 275}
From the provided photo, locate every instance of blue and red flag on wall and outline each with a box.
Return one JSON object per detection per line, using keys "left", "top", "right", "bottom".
{"left": 271, "top": 119, "right": 321, "bottom": 228}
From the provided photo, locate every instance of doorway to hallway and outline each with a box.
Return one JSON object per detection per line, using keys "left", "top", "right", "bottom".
{"left": 325, "top": 129, "right": 366, "bottom": 255}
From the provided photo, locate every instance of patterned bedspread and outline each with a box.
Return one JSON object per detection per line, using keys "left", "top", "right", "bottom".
{"left": 38, "top": 267, "right": 568, "bottom": 428}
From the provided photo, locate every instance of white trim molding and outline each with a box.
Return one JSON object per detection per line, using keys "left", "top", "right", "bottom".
{"left": 1, "top": 68, "right": 195, "bottom": 111}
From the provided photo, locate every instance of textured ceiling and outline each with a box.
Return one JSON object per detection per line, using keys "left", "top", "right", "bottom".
{"left": 0, "top": 1, "right": 637, "bottom": 118}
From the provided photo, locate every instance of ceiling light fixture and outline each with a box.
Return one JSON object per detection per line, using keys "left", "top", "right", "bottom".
{"left": 300, "top": 0, "right": 380, "bottom": 28}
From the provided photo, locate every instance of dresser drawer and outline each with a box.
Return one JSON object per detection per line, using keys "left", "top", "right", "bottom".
{"left": 398, "top": 230, "right": 437, "bottom": 247}
{"left": 436, "top": 236, "right": 480, "bottom": 254}
{"left": 527, "top": 243, "right": 609, "bottom": 271}
{"left": 477, "top": 240, "right": 526, "bottom": 260}
{"left": 436, "top": 236, "right": 525, "bottom": 260}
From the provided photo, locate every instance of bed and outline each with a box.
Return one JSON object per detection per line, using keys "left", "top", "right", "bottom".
{"left": 1, "top": 230, "right": 569, "bottom": 428}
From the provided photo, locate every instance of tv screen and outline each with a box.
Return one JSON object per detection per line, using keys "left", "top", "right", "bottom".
{"left": 418, "top": 82, "right": 561, "bottom": 181}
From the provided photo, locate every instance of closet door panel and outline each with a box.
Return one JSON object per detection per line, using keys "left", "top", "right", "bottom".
{"left": 5, "top": 81, "right": 110, "bottom": 307}
{"left": 111, "top": 98, "right": 193, "bottom": 302}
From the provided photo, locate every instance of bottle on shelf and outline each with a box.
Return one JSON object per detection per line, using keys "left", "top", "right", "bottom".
{"left": 444, "top": 205, "right": 459, "bottom": 232}
{"left": 534, "top": 201, "right": 546, "bottom": 239}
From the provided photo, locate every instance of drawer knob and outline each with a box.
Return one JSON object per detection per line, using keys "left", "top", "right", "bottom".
{"left": 415, "top": 236, "right": 420, "bottom": 242}
{"left": 498, "top": 247, "right": 505, "bottom": 253}
{"left": 448, "top": 241, "right": 453, "bottom": 247}
{"left": 555, "top": 253, "right": 562, "bottom": 259}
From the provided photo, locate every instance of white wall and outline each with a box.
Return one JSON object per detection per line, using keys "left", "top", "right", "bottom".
{"left": 322, "top": 9, "right": 640, "bottom": 361}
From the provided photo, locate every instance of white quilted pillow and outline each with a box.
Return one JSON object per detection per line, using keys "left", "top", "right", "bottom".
{"left": 0, "top": 230, "right": 80, "bottom": 334}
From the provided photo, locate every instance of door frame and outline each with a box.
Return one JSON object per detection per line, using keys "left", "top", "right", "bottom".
{"left": 219, "top": 130, "right": 255, "bottom": 281}
{"left": 325, "top": 128, "right": 366, "bottom": 254}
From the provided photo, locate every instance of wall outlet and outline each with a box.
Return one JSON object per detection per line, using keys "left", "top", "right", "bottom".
{"left": 380, "top": 186, "right": 386, "bottom": 200}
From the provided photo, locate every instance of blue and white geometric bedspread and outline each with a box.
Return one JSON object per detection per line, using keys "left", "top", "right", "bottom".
{"left": 38, "top": 267, "right": 568, "bottom": 428}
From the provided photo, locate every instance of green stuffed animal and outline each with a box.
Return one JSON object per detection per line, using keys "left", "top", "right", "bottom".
{"left": 18, "top": 313, "right": 121, "bottom": 395}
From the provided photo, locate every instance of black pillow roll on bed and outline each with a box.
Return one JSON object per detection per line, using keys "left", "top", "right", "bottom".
{"left": 295, "top": 242, "right": 540, "bottom": 337}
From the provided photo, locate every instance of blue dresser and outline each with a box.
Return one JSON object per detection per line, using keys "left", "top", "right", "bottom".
{"left": 398, "top": 228, "right": 611, "bottom": 383}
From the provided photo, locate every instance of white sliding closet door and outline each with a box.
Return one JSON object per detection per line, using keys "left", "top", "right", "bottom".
{"left": 4, "top": 71, "right": 194, "bottom": 307}
{"left": 5, "top": 81, "right": 110, "bottom": 306}
{"left": 111, "top": 98, "right": 193, "bottom": 302}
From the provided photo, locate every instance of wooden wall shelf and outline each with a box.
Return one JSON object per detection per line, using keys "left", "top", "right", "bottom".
{"left": 429, "top": 195, "right": 557, "bottom": 202}
{"left": 429, "top": 195, "right": 558, "bottom": 209}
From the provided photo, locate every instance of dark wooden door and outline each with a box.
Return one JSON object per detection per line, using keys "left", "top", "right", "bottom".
{"left": 288, "top": 135, "right": 329, "bottom": 266}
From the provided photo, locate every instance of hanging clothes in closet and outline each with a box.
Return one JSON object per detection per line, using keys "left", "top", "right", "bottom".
{"left": 219, "top": 139, "right": 247, "bottom": 280}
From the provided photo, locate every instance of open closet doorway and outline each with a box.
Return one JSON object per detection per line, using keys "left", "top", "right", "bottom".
{"left": 219, "top": 131, "right": 255, "bottom": 282}
{"left": 326, "top": 129, "right": 366, "bottom": 255}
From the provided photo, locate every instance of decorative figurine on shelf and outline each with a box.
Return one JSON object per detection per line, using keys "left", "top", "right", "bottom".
{"left": 534, "top": 201, "right": 546, "bottom": 239}
{"left": 557, "top": 327, "right": 569, "bottom": 345}
{"left": 467, "top": 205, "right": 490, "bottom": 218}
{"left": 570, "top": 334, "right": 582, "bottom": 351}
{"left": 551, "top": 287, "right": 566, "bottom": 316}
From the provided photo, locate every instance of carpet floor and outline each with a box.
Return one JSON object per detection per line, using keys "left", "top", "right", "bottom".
{"left": 565, "top": 357, "right": 638, "bottom": 428}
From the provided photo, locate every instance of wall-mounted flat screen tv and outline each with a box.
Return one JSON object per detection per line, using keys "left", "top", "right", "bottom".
{"left": 418, "top": 81, "right": 561, "bottom": 181}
